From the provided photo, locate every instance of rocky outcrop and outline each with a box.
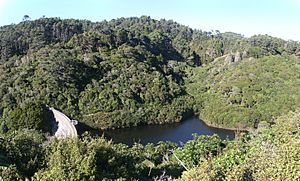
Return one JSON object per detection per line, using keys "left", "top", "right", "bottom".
{"left": 242, "top": 51, "right": 249, "bottom": 59}
{"left": 296, "top": 51, "right": 300, "bottom": 58}
{"left": 225, "top": 54, "right": 234, "bottom": 64}
{"left": 225, "top": 51, "right": 248, "bottom": 64}
{"left": 234, "top": 52, "right": 242, "bottom": 62}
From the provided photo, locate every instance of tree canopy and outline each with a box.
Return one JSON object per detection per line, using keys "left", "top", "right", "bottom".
{"left": 1, "top": 16, "right": 300, "bottom": 180}
{"left": 1, "top": 16, "right": 299, "bottom": 130}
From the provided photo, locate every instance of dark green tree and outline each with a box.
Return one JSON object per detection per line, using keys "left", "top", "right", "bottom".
{"left": 6, "top": 102, "right": 52, "bottom": 132}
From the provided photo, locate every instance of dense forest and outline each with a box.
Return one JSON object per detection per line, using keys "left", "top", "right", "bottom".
{"left": 1, "top": 16, "right": 300, "bottom": 180}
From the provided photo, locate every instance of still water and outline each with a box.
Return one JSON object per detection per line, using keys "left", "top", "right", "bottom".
{"left": 102, "top": 117, "right": 235, "bottom": 145}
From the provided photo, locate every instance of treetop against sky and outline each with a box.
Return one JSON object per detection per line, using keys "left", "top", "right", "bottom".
{"left": 0, "top": 0, "right": 300, "bottom": 41}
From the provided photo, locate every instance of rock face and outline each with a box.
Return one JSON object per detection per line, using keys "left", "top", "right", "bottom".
{"left": 242, "top": 51, "right": 249, "bottom": 59}
{"left": 225, "top": 51, "right": 248, "bottom": 64}
{"left": 296, "top": 51, "right": 300, "bottom": 58}
{"left": 225, "top": 54, "right": 234, "bottom": 64}
{"left": 234, "top": 52, "right": 242, "bottom": 62}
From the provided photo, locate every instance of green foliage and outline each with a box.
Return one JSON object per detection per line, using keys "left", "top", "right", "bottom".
{"left": 232, "top": 111, "right": 300, "bottom": 180}
{"left": 33, "top": 136, "right": 181, "bottom": 180}
{"left": 0, "top": 129, "right": 46, "bottom": 179}
{"left": 1, "top": 16, "right": 300, "bottom": 180}
{"left": 186, "top": 55, "right": 300, "bottom": 128}
{"left": 2, "top": 110, "right": 300, "bottom": 180}
{"left": 248, "top": 34, "right": 285, "bottom": 55}
{"left": 5, "top": 101, "right": 52, "bottom": 132}
{"left": 34, "top": 138, "right": 97, "bottom": 180}
{"left": 0, "top": 165, "right": 21, "bottom": 180}
{"left": 1, "top": 16, "right": 300, "bottom": 130}
{"left": 247, "top": 46, "right": 264, "bottom": 58}
{"left": 181, "top": 110, "right": 300, "bottom": 180}
{"left": 174, "top": 135, "right": 226, "bottom": 168}
{"left": 0, "top": 17, "right": 196, "bottom": 129}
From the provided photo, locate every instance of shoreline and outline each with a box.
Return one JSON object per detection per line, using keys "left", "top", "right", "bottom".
{"left": 192, "top": 113, "right": 252, "bottom": 132}
{"left": 200, "top": 119, "right": 251, "bottom": 132}
{"left": 79, "top": 112, "right": 252, "bottom": 133}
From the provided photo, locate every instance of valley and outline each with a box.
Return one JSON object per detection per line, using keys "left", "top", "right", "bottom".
{"left": 0, "top": 16, "right": 300, "bottom": 180}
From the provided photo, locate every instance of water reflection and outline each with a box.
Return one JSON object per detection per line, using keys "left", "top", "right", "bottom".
{"left": 103, "top": 117, "right": 235, "bottom": 145}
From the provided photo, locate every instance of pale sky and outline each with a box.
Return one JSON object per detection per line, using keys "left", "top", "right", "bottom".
{"left": 0, "top": 0, "right": 300, "bottom": 41}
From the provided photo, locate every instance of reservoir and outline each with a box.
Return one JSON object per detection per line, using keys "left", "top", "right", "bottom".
{"left": 98, "top": 117, "right": 235, "bottom": 145}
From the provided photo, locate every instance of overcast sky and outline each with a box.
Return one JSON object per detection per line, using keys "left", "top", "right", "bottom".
{"left": 1, "top": 0, "right": 300, "bottom": 41}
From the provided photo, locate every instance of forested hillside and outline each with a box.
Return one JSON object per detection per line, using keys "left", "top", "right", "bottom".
{"left": 1, "top": 16, "right": 300, "bottom": 130}
{"left": 1, "top": 16, "right": 300, "bottom": 180}
{"left": 186, "top": 54, "right": 300, "bottom": 129}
